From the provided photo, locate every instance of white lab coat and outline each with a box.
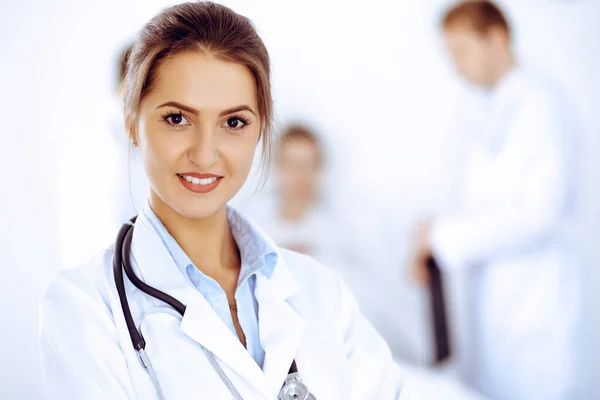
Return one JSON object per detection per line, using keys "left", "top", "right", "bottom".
{"left": 40, "top": 209, "right": 403, "bottom": 399}
{"left": 430, "top": 66, "right": 582, "bottom": 400}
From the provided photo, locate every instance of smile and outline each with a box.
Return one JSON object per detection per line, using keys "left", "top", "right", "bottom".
{"left": 179, "top": 174, "right": 218, "bottom": 185}
{"left": 177, "top": 173, "right": 222, "bottom": 194}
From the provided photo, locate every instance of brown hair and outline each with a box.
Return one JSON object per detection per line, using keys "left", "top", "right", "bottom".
{"left": 117, "top": 43, "right": 133, "bottom": 92}
{"left": 278, "top": 124, "right": 323, "bottom": 167}
{"left": 123, "top": 1, "right": 272, "bottom": 176}
{"left": 441, "top": 1, "right": 510, "bottom": 39}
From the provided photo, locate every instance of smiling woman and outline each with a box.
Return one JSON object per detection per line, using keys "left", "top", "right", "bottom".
{"left": 38, "top": 2, "right": 403, "bottom": 400}
{"left": 134, "top": 52, "right": 262, "bottom": 221}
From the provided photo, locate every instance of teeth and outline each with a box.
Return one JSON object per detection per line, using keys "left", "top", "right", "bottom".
{"left": 199, "top": 177, "right": 218, "bottom": 185}
{"left": 181, "top": 175, "right": 218, "bottom": 185}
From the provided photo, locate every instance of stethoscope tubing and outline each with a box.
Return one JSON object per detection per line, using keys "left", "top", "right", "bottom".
{"left": 113, "top": 217, "right": 305, "bottom": 400}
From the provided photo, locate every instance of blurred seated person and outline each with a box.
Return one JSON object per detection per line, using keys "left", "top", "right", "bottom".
{"left": 242, "top": 124, "right": 395, "bottom": 335}
{"left": 251, "top": 124, "right": 334, "bottom": 258}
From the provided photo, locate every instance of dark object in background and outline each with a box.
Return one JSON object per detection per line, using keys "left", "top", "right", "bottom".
{"left": 427, "top": 256, "right": 452, "bottom": 364}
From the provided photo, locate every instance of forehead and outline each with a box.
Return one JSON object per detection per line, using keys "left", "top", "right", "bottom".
{"left": 445, "top": 26, "right": 479, "bottom": 40}
{"left": 444, "top": 25, "right": 487, "bottom": 44}
{"left": 280, "top": 138, "right": 319, "bottom": 157}
{"left": 145, "top": 51, "right": 258, "bottom": 111}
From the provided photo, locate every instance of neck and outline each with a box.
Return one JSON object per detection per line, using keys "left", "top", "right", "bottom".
{"left": 150, "top": 192, "right": 240, "bottom": 280}
{"left": 280, "top": 194, "right": 313, "bottom": 221}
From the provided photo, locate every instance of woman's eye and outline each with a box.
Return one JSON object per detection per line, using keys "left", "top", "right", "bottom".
{"left": 224, "top": 117, "right": 247, "bottom": 130}
{"left": 166, "top": 113, "right": 188, "bottom": 126}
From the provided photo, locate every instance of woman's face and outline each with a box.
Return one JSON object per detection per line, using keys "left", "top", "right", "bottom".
{"left": 277, "top": 138, "right": 321, "bottom": 200}
{"left": 136, "top": 51, "right": 261, "bottom": 220}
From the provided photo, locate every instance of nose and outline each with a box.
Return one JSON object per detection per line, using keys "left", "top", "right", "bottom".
{"left": 189, "top": 125, "right": 219, "bottom": 170}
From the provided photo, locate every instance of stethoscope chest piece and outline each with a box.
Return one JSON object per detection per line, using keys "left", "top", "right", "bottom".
{"left": 278, "top": 372, "right": 316, "bottom": 400}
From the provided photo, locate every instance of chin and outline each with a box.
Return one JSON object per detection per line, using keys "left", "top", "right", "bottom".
{"left": 159, "top": 188, "right": 230, "bottom": 221}
{"left": 173, "top": 199, "right": 228, "bottom": 221}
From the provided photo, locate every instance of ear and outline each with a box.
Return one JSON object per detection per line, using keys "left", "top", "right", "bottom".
{"left": 129, "top": 128, "right": 138, "bottom": 147}
{"left": 125, "top": 117, "right": 138, "bottom": 147}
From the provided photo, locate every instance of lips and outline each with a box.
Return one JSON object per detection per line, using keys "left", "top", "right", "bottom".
{"left": 177, "top": 173, "right": 222, "bottom": 194}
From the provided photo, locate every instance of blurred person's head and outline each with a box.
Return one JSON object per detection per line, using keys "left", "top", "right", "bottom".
{"left": 441, "top": 0, "right": 513, "bottom": 88}
{"left": 122, "top": 2, "right": 272, "bottom": 222}
{"left": 276, "top": 124, "right": 323, "bottom": 205}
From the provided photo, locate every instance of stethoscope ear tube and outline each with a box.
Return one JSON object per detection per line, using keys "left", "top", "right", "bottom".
{"left": 114, "top": 216, "right": 188, "bottom": 353}
{"left": 120, "top": 219, "right": 186, "bottom": 316}
{"left": 113, "top": 219, "right": 146, "bottom": 351}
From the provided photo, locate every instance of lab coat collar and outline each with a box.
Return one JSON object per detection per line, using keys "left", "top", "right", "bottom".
{"left": 130, "top": 207, "right": 306, "bottom": 398}
{"left": 480, "top": 64, "right": 525, "bottom": 150}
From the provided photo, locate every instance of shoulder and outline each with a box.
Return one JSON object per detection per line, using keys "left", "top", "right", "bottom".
{"left": 507, "top": 67, "right": 579, "bottom": 143}
{"left": 280, "top": 248, "right": 339, "bottom": 277}
{"left": 41, "top": 247, "right": 116, "bottom": 323}
{"left": 278, "top": 248, "right": 347, "bottom": 303}
{"left": 516, "top": 67, "right": 570, "bottom": 113}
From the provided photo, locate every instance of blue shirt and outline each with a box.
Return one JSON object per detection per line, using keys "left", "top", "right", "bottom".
{"left": 142, "top": 204, "right": 278, "bottom": 368}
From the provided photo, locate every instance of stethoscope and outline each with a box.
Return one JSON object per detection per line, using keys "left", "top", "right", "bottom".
{"left": 113, "top": 217, "right": 316, "bottom": 400}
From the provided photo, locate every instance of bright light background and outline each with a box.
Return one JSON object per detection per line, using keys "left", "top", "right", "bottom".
{"left": 0, "top": 0, "right": 599, "bottom": 398}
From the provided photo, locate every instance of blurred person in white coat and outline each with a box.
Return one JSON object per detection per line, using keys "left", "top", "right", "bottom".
{"left": 246, "top": 125, "right": 487, "bottom": 400}
{"left": 39, "top": 3, "right": 403, "bottom": 399}
{"left": 409, "top": 2, "right": 583, "bottom": 399}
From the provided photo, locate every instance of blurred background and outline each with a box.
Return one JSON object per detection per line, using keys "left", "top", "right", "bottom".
{"left": 1, "top": 0, "right": 599, "bottom": 398}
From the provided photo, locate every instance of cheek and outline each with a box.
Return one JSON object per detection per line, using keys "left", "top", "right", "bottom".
{"left": 455, "top": 51, "right": 484, "bottom": 81}
{"left": 450, "top": 51, "right": 472, "bottom": 77}
{"left": 221, "top": 131, "right": 260, "bottom": 176}
{"left": 471, "top": 54, "right": 489, "bottom": 82}
{"left": 138, "top": 120, "right": 182, "bottom": 178}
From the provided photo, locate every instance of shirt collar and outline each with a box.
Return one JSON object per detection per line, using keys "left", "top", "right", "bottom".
{"left": 141, "top": 202, "right": 278, "bottom": 282}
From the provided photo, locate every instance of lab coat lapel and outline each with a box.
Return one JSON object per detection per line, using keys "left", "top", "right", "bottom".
{"left": 256, "top": 257, "right": 308, "bottom": 396}
{"left": 179, "top": 297, "right": 271, "bottom": 394}
{"left": 130, "top": 212, "right": 271, "bottom": 397}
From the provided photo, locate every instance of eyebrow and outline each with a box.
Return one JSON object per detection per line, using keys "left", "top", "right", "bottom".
{"left": 156, "top": 101, "right": 257, "bottom": 117}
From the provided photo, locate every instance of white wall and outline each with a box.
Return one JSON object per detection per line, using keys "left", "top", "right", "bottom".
{"left": 0, "top": 0, "right": 598, "bottom": 398}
